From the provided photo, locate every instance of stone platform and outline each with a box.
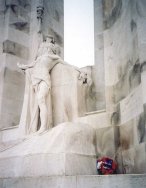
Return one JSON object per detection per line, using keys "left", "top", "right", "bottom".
{"left": 0, "top": 175, "right": 146, "bottom": 188}
{"left": 0, "top": 122, "right": 97, "bottom": 179}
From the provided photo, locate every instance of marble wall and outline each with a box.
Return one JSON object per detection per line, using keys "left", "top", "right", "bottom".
{"left": 94, "top": 0, "right": 146, "bottom": 173}
{"left": 0, "top": 0, "right": 31, "bottom": 130}
{"left": 94, "top": 0, "right": 106, "bottom": 110}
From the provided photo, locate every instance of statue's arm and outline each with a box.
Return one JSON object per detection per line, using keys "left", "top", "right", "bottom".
{"left": 49, "top": 53, "right": 88, "bottom": 82}
{"left": 60, "top": 61, "right": 81, "bottom": 73}
{"left": 60, "top": 61, "right": 89, "bottom": 82}
{"left": 49, "top": 54, "right": 82, "bottom": 74}
{"left": 48, "top": 53, "right": 62, "bottom": 60}
{"left": 17, "top": 60, "right": 37, "bottom": 70}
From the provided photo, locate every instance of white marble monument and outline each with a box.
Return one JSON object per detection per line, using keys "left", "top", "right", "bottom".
{"left": 1, "top": 0, "right": 146, "bottom": 187}
{"left": 17, "top": 34, "right": 91, "bottom": 135}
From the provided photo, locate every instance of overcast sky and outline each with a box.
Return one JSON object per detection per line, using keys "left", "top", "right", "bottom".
{"left": 64, "top": 0, "right": 94, "bottom": 68}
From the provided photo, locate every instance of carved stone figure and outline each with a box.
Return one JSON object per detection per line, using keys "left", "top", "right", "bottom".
{"left": 18, "top": 35, "right": 64, "bottom": 134}
{"left": 18, "top": 35, "right": 89, "bottom": 135}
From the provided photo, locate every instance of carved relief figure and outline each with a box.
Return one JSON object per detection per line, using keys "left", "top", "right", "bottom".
{"left": 18, "top": 34, "right": 91, "bottom": 135}
{"left": 18, "top": 35, "right": 64, "bottom": 134}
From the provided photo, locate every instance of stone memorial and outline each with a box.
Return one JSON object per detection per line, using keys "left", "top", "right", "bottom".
{"left": 0, "top": 0, "right": 146, "bottom": 187}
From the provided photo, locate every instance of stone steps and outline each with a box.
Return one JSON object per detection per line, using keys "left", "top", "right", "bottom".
{"left": 0, "top": 174, "right": 146, "bottom": 188}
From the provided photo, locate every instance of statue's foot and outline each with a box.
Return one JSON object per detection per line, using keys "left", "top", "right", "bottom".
{"left": 37, "top": 127, "right": 48, "bottom": 135}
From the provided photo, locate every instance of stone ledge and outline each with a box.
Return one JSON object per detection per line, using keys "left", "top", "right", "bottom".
{"left": 0, "top": 174, "right": 146, "bottom": 188}
{"left": 85, "top": 109, "right": 106, "bottom": 116}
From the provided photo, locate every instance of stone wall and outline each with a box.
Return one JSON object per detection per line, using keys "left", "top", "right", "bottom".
{"left": 0, "top": 0, "right": 31, "bottom": 130}
{"left": 94, "top": 0, "right": 146, "bottom": 173}
{"left": 94, "top": 0, "right": 106, "bottom": 111}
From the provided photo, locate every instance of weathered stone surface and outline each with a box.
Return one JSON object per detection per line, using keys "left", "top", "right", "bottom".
{"left": 120, "top": 85, "right": 143, "bottom": 124}
{"left": 0, "top": 126, "right": 19, "bottom": 143}
{"left": 1, "top": 176, "right": 77, "bottom": 188}
{"left": 1, "top": 0, "right": 146, "bottom": 181}
{"left": 76, "top": 174, "right": 146, "bottom": 188}
{"left": 96, "top": 126, "right": 119, "bottom": 158}
{"left": 94, "top": 0, "right": 106, "bottom": 110}
{"left": 119, "top": 120, "right": 136, "bottom": 150}
{"left": 0, "top": 175, "right": 146, "bottom": 188}
{"left": 141, "top": 71, "right": 146, "bottom": 104}
{"left": 51, "top": 64, "right": 83, "bottom": 126}
{"left": 0, "top": 123, "right": 96, "bottom": 177}
{"left": 51, "top": 64, "right": 95, "bottom": 126}
{"left": 3, "top": 40, "right": 29, "bottom": 59}
{"left": 102, "top": 0, "right": 122, "bottom": 29}
{"left": 73, "top": 111, "right": 111, "bottom": 129}
{"left": 0, "top": 0, "right": 64, "bottom": 132}
{"left": 94, "top": 0, "right": 146, "bottom": 174}
{"left": 122, "top": 143, "right": 146, "bottom": 174}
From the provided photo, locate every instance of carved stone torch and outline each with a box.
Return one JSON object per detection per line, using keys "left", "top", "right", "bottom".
{"left": 36, "top": 0, "right": 44, "bottom": 33}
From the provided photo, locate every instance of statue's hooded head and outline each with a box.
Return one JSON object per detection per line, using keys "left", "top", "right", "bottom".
{"left": 45, "top": 35, "right": 55, "bottom": 44}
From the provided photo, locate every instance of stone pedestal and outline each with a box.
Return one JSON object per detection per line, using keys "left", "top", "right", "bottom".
{"left": 0, "top": 122, "right": 97, "bottom": 178}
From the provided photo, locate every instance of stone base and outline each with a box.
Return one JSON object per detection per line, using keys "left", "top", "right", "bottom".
{"left": 0, "top": 122, "right": 96, "bottom": 178}
{"left": 0, "top": 175, "right": 146, "bottom": 188}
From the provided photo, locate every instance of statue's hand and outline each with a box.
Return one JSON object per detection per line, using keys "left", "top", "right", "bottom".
{"left": 78, "top": 71, "right": 92, "bottom": 85}
{"left": 17, "top": 62, "right": 27, "bottom": 70}
{"left": 78, "top": 71, "right": 88, "bottom": 84}
{"left": 17, "top": 62, "right": 23, "bottom": 69}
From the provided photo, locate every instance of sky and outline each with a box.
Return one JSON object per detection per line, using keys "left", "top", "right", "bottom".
{"left": 64, "top": 0, "right": 94, "bottom": 68}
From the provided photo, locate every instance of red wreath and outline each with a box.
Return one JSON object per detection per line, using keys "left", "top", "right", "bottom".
{"left": 97, "top": 157, "right": 117, "bottom": 175}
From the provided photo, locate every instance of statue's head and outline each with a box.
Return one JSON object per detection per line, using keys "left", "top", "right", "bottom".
{"left": 45, "top": 35, "right": 55, "bottom": 44}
